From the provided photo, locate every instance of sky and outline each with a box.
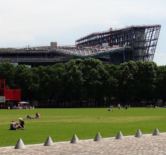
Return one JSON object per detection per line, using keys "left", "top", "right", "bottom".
{"left": 0, "top": 0, "right": 165, "bottom": 65}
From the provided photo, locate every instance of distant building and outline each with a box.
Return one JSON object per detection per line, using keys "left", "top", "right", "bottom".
{"left": 76, "top": 25, "right": 161, "bottom": 64}
{"left": 0, "top": 25, "right": 161, "bottom": 65}
{"left": 50, "top": 42, "right": 57, "bottom": 49}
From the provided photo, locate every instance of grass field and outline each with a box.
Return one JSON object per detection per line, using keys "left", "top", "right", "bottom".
{"left": 0, "top": 108, "right": 166, "bottom": 147}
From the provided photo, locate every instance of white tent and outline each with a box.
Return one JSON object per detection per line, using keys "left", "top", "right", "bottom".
{"left": 18, "top": 101, "right": 29, "bottom": 105}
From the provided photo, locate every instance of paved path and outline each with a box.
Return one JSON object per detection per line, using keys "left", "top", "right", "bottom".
{"left": 1, "top": 133, "right": 166, "bottom": 155}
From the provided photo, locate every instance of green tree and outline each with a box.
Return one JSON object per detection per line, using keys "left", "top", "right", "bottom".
{"left": 134, "top": 61, "right": 157, "bottom": 104}
{"left": 0, "top": 63, "right": 16, "bottom": 87}
{"left": 104, "top": 64, "right": 119, "bottom": 103}
{"left": 155, "top": 65, "right": 166, "bottom": 102}
{"left": 63, "top": 59, "right": 84, "bottom": 106}
{"left": 15, "top": 65, "right": 33, "bottom": 100}
{"left": 80, "top": 58, "right": 109, "bottom": 106}
{"left": 117, "top": 61, "right": 138, "bottom": 103}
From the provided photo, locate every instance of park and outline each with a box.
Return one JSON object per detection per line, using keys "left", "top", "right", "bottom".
{"left": 0, "top": 0, "right": 165, "bottom": 154}
{"left": 0, "top": 107, "right": 166, "bottom": 147}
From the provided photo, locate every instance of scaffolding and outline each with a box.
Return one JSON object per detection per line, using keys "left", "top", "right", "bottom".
{"left": 0, "top": 25, "right": 161, "bottom": 65}
{"left": 76, "top": 25, "right": 161, "bottom": 63}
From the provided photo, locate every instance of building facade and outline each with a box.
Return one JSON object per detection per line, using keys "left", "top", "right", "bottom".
{"left": 0, "top": 25, "right": 161, "bottom": 65}
{"left": 76, "top": 25, "right": 161, "bottom": 64}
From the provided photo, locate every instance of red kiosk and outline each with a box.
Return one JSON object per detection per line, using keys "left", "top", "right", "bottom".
{"left": 0, "top": 79, "right": 21, "bottom": 105}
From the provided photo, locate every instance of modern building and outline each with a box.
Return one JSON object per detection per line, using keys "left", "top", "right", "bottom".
{"left": 0, "top": 25, "right": 161, "bottom": 65}
{"left": 76, "top": 25, "right": 161, "bottom": 64}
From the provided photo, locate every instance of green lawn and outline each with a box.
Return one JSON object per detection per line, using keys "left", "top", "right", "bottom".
{"left": 0, "top": 108, "right": 166, "bottom": 147}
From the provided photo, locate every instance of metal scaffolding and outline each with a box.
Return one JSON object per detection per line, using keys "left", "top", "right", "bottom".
{"left": 0, "top": 25, "right": 161, "bottom": 65}
{"left": 76, "top": 25, "right": 161, "bottom": 64}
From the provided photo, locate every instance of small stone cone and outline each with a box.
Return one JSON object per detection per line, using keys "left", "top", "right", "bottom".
{"left": 152, "top": 128, "right": 160, "bottom": 136}
{"left": 70, "top": 134, "right": 79, "bottom": 144}
{"left": 15, "top": 138, "right": 25, "bottom": 149}
{"left": 135, "top": 129, "right": 143, "bottom": 138}
{"left": 44, "top": 136, "right": 54, "bottom": 146}
{"left": 94, "top": 132, "right": 102, "bottom": 141}
{"left": 115, "top": 131, "right": 124, "bottom": 140}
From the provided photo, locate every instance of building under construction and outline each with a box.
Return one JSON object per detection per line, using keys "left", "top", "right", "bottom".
{"left": 76, "top": 25, "right": 161, "bottom": 64}
{"left": 0, "top": 25, "right": 161, "bottom": 65}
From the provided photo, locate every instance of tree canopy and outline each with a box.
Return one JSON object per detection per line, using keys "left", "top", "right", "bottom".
{"left": 0, "top": 59, "right": 165, "bottom": 107}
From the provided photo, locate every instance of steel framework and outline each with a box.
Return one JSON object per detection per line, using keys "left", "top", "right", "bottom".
{"left": 76, "top": 25, "right": 161, "bottom": 63}
{"left": 0, "top": 25, "right": 161, "bottom": 65}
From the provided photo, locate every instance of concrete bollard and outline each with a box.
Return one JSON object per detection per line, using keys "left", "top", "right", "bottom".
{"left": 152, "top": 128, "right": 160, "bottom": 136}
{"left": 70, "top": 134, "right": 79, "bottom": 144}
{"left": 115, "top": 131, "right": 124, "bottom": 140}
{"left": 15, "top": 138, "right": 26, "bottom": 149}
{"left": 135, "top": 129, "right": 143, "bottom": 138}
{"left": 94, "top": 132, "right": 102, "bottom": 141}
{"left": 44, "top": 136, "right": 54, "bottom": 146}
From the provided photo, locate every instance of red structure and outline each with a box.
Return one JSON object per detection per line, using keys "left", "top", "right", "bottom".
{"left": 0, "top": 79, "right": 21, "bottom": 102}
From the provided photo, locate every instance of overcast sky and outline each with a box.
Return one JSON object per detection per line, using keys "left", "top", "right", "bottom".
{"left": 0, "top": 0, "right": 165, "bottom": 65}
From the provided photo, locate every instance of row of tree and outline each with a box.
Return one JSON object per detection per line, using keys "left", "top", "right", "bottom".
{"left": 0, "top": 59, "right": 165, "bottom": 107}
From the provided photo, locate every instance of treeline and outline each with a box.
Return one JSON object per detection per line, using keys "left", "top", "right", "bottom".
{"left": 0, "top": 59, "right": 165, "bottom": 107}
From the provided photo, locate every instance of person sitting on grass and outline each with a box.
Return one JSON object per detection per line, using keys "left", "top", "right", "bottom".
{"left": 108, "top": 105, "right": 113, "bottom": 111}
{"left": 26, "top": 115, "right": 34, "bottom": 119}
{"left": 10, "top": 121, "right": 17, "bottom": 130}
{"left": 9, "top": 118, "right": 25, "bottom": 130}
{"left": 26, "top": 112, "right": 40, "bottom": 119}
{"left": 35, "top": 112, "right": 40, "bottom": 119}
{"left": 18, "top": 118, "right": 25, "bottom": 129}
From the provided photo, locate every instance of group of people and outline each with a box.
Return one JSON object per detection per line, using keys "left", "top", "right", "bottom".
{"left": 26, "top": 112, "right": 40, "bottom": 119}
{"left": 9, "top": 112, "right": 40, "bottom": 130}
{"left": 108, "top": 104, "right": 130, "bottom": 111}
{"left": 10, "top": 118, "right": 25, "bottom": 130}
